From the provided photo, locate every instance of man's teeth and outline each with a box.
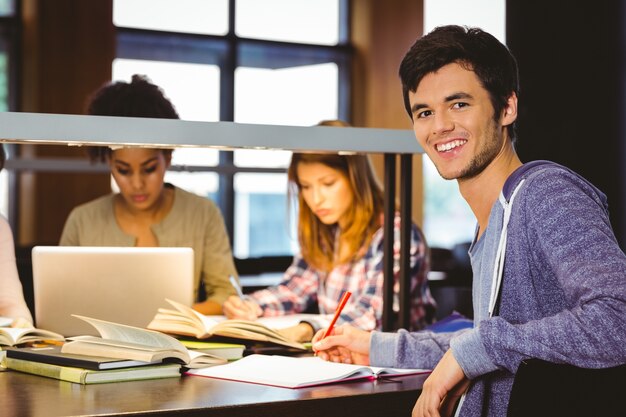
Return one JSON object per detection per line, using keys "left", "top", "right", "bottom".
{"left": 436, "top": 140, "right": 466, "bottom": 152}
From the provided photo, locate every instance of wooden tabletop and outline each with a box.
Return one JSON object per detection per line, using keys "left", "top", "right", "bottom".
{"left": 1, "top": 368, "right": 427, "bottom": 417}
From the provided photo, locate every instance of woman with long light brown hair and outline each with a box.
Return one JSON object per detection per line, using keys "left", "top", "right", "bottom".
{"left": 224, "top": 122, "right": 435, "bottom": 341}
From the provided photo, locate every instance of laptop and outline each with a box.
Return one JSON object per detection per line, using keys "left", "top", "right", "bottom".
{"left": 32, "top": 246, "right": 194, "bottom": 337}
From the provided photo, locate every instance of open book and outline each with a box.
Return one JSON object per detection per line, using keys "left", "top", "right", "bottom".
{"left": 60, "top": 315, "right": 226, "bottom": 369}
{"left": 187, "top": 354, "right": 431, "bottom": 388}
{"left": 147, "top": 299, "right": 307, "bottom": 351}
{"left": 0, "top": 326, "right": 64, "bottom": 347}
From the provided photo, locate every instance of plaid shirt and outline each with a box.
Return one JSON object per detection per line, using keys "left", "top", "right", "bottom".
{"left": 250, "top": 215, "right": 435, "bottom": 331}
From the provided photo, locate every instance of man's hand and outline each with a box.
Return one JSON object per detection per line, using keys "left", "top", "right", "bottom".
{"left": 222, "top": 295, "right": 262, "bottom": 320}
{"left": 312, "top": 324, "right": 372, "bottom": 365}
{"left": 412, "top": 349, "right": 468, "bottom": 417}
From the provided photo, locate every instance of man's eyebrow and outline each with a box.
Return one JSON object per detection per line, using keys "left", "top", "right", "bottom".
{"left": 445, "top": 92, "right": 474, "bottom": 102}
{"left": 410, "top": 103, "right": 428, "bottom": 114}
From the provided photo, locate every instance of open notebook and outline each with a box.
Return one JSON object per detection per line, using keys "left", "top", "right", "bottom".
{"left": 186, "top": 354, "right": 431, "bottom": 388}
{"left": 32, "top": 246, "right": 194, "bottom": 336}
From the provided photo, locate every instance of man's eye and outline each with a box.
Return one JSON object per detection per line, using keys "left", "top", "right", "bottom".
{"left": 415, "top": 110, "right": 432, "bottom": 119}
{"left": 144, "top": 165, "right": 157, "bottom": 174}
{"left": 452, "top": 102, "right": 468, "bottom": 109}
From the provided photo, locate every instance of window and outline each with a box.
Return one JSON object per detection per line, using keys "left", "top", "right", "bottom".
{"left": 422, "top": 0, "right": 506, "bottom": 248}
{"left": 113, "top": 0, "right": 351, "bottom": 262}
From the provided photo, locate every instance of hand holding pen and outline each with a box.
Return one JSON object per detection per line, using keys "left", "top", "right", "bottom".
{"left": 223, "top": 276, "right": 262, "bottom": 320}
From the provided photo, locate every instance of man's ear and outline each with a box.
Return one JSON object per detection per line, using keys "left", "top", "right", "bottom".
{"left": 501, "top": 92, "right": 518, "bottom": 127}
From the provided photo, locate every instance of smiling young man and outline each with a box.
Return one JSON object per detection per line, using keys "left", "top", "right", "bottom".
{"left": 312, "top": 26, "right": 626, "bottom": 416}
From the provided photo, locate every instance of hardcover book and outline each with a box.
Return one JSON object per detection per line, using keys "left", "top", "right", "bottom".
{"left": 59, "top": 315, "right": 227, "bottom": 369}
{"left": 147, "top": 299, "right": 307, "bottom": 350}
{"left": 5, "top": 357, "right": 181, "bottom": 384}
{"left": 5, "top": 345, "right": 162, "bottom": 370}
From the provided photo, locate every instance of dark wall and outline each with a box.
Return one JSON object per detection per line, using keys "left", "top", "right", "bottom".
{"left": 506, "top": 1, "right": 626, "bottom": 249}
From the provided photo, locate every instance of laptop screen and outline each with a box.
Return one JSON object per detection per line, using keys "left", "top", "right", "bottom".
{"left": 32, "top": 246, "right": 194, "bottom": 336}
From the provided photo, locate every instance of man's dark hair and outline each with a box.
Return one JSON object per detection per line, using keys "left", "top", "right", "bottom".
{"left": 86, "top": 74, "right": 178, "bottom": 162}
{"left": 399, "top": 25, "right": 520, "bottom": 142}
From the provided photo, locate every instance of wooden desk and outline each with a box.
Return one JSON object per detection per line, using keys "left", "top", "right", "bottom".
{"left": 1, "top": 369, "right": 426, "bottom": 417}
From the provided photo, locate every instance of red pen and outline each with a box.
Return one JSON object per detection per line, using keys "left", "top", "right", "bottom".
{"left": 322, "top": 291, "right": 352, "bottom": 339}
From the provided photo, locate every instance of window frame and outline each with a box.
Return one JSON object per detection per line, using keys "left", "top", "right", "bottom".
{"left": 114, "top": 0, "right": 353, "bottom": 261}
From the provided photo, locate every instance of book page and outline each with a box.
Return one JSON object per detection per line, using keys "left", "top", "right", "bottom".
{"left": 0, "top": 327, "right": 27, "bottom": 345}
{"left": 165, "top": 299, "right": 224, "bottom": 330}
{"left": 256, "top": 314, "right": 323, "bottom": 329}
{"left": 210, "top": 321, "right": 306, "bottom": 350}
{"left": 72, "top": 315, "right": 183, "bottom": 351}
{"left": 61, "top": 338, "right": 188, "bottom": 363}
{"left": 368, "top": 365, "right": 431, "bottom": 377}
{"left": 66, "top": 336, "right": 176, "bottom": 352}
{"left": 185, "top": 350, "right": 227, "bottom": 368}
{"left": 0, "top": 327, "right": 64, "bottom": 346}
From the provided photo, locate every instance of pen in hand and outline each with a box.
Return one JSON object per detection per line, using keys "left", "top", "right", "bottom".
{"left": 227, "top": 275, "right": 259, "bottom": 320}
{"left": 322, "top": 291, "right": 352, "bottom": 339}
{"left": 229, "top": 275, "right": 250, "bottom": 301}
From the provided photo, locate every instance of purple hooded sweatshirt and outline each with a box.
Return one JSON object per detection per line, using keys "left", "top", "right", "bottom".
{"left": 370, "top": 161, "right": 626, "bottom": 416}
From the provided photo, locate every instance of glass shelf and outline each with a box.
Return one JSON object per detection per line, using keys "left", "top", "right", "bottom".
{"left": 0, "top": 112, "right": 423, "bottom": 154}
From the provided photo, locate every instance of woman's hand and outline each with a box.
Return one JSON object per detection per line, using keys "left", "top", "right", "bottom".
{"left": 222, "top": 296, "right": 262, "bottom": 320}
{"left": 276, "top": 323, "right": 315, "bottom": 343}
{"left": 10, "top": 317, "right": 33, "bottom": 328}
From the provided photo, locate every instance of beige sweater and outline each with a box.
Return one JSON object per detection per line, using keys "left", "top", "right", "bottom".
{"left": 59, "top": 185, "right": 237, "bottom": 305}
{"left": 0, "top": 216, "right": 33, "bottom": 323}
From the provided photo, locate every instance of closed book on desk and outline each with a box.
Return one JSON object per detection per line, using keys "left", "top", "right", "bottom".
{"left": 187, "top": 354, "right": 431, "bottom": 388}
{"left": 147, "top": 299, "right": 307, "bottom": 351}
{"left": 5, "top": 346, "right": 161, "bottom": 370}
{"left": 0, "top": 327, "right": 64, "bottom": 347}
{"left": 5, "top": 357, "right": 181, "bottom": 384}
{"left": 59, "top": 315, "right": 226, "bottom": 369}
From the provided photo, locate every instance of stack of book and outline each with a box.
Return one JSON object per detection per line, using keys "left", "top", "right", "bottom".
{"left": 4, "top": 346, "right": 182, "bottom": 384}
{"left": 2, "top": 315, "right": 229, "bottom": 384}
